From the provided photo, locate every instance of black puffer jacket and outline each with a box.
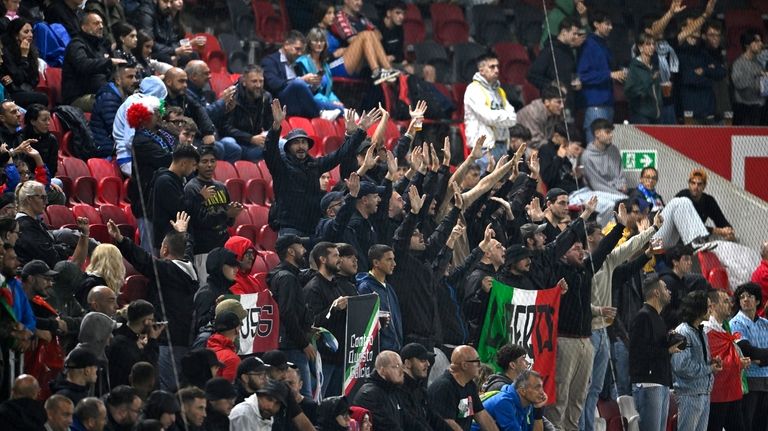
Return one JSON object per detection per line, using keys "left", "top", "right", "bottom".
{"left": 264, "top": 126, "right": 364, "bottom": 234}
{"left": 352, "top": 371, "right": 405, "bottom": 431}
{"left": 62, "top": 32, "right": 113, "bottom": 103}
{"left": 132, "top": 2, "right": 183, "bottom": 64}
{"left": 268, "top": 262, "right": 313, "bottom": 350}
{"left": 303, "top": 272, "right": 358, "bottom": 364}
{"left": 223, "top": 83, "right": 273, "bottom": 146}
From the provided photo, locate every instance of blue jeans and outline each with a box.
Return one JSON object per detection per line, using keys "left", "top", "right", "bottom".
{"left": 279, "top": 80, "right": 320, "bottom": 118}
{"left": 321, "top": 362, "right": 344, "bottom": 397}
{"left": 583, "top": 105, "right": 614, "bottom": 144}
{"left": 660, "top": 104, "right": 676, "bottom": 125}
{"left": 633, "top": 384, "right": 670, "bottom": 431}
{"left": 240, "top": 143, "right": 265, "bottom": 161}
{"left": 283, "top": 348, "right": 313, "bottom": 398}
{"left": 278, "top": 227, "right": 310, "bottom": 238}
{"left": 158, "top": 345, "right": 188, "bottom": 392}
{"left": 214, "top": 137, "right": 243, "bottom": 163}
{"left": 582, "top": 328, "right": 611, "bottom": 431}
{"left": 677, "top": 393, "right": 710, "bottom": 431}
{"left": 474, "top": 142, "right": 508, "bottom": 174}
{"left": 612, "top": 339, "right": 631, "bottom": 396}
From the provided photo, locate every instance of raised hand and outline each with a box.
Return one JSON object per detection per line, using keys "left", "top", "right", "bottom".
{"left": 408, "top": 185, "right": 425, "bottom": 214}
{"left": 450, "top": 181, "right": 464, "bottom": 210}
{"left": 447, "top": 219, "right": 465, "bottom": 249}
{"left": 615, "top": 202, "right": 629, "bottom": 226}
{"left": 670, "top": 0, "right": 686, "bottom": 14}
{"left": 479, "top": 223, "right": 495, "bottom": 252}
{"left": 409, "top": 145, "right": 423, "bottom": 172}
{"left": 344, "top": 108, "right": 359, "bottom": 134}
{"left": 581, "top": 195, "right": 598, "bottom": 220}
{"left": 357, "top": 107, "right": 383, "bottom": 131}
{"left": 653, "top": 211, "right": 664, "bottom": 229}
{"left": 526, "top": 197, "right": 545, "bottom": 221}
{"left": 385, "top": 150, "right": 398, "bottom": 178}
{"left": 527, "top": 151, "right": 540, "bottom": 178}
{"left": 442, "top": 136, "right": 451, "bottom": 166}
{"left": 107, "top": 219, "right": 123, "bottom": 242}
{"left": 170, "top": 211, "right": 190, "bottom": 233}
{"left": 361, "top": 144, "right": 379, "bottom": 171}
{"left": 637, "top": 216, "right": 651, "bottom": 232}
{"left": 429, "top": 143, "right": 440, "bottom": 172}
{"left": 409, "top": 100, "right": 427, "bottom": 119}
{"left": 346, "top": 172, "right": 361, "bottom": 197}
{"left": 470, "top": 136, "right": 486, "bottom": 160}
{"left": 271, "top": 99, "right": 286, "bottom": 129}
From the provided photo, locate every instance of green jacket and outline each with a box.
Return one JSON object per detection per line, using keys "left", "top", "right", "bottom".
{"left": 625, "top": 57, "right": 662, "bottom": 121}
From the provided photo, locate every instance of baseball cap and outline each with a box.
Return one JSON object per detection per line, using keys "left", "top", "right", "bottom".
{"left": 237, "top": 357, "right": 270, "bottom": 377}
{"left": 520, "top": 223, "right": 546, "bottom": 239}
{"left": 320, "top": 191, "right": 345, "bottom": 214}
{"left": 205, "top": 377, "right": 237, "bottom": 400}
{"left": 21, "top": 260, "right": 59, "bottom": 278}
{"left": 274, "top": 234, "right": 310, "bottom": 258}
{"left": 506, "top": 245, "right": 531, "bottom": 263}
{"left": 262, "top": 350, "right": 295, "bottom": 370}
{"left": 256, "top": 380, "right": 289, "bottom": 406}
{"left": 65, "top": 348, "right": 99, "bottom": 369}
{"left": 357, "top": 182, "right": 385, "bottom": 198}
{"left": 545, "top": 188, "right": 568, "bottom": 202}
{"left": 215, "top": 299, "right": 247, "bottom": 321}
{"left": 400, "top": 343, "right": 436, "bottom": 361}
{"left": 214, "top": 311, "right": 243, "bottom": 332}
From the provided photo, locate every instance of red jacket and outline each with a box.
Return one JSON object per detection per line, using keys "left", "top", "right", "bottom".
{"left": 224, "top": 236, "right": 268, "bottom": 295}
{"left": 207, "top": 333, "right": 240, "bottom": 383}
{"left": 751, "top": 260, "right": 768, "bottom": 317}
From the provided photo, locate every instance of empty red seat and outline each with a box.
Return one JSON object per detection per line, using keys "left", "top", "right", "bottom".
{"left": 287, "top": 117, "right": 316, "bottom": 135}
{"left": 118, "top": 275, "right": 149, "bottom": 307}
{"left": 49, "top": 113, "right": 64, "bottom": 143}
{"left": 261, "top": 250, "right": 279, "bottom": 269}
{"left": 213, "top": 161, "right": 239, "bottom": 181}
{"left": 225, "top": 178, "right": 245, "bottom": 203}
{"left": 71, "top": 204, "right": 101, "bottom": 224}
{"left": 256, "top": 160, "right": 273, "bottom": 184}
{"left": 251, "top": 0, "right": 286, "bottom": 44}
{"left": 403, "top": 3, "right": 426, "bottom": 44}
{"left": 310, "top": 118, "right": 339, "bottom": 138}
{"left": 210, "top": 72, "right": 237, "bottom": 97}
{"left": 234, "top": 160, "right": 263, "bottom": 181}
{"left": 245, "top": 179, "right": 268, "bottom": 206}
{"left": 249, "top": 253, "right": 269, "bottom": 275}
{"left": 99, "top": 203, "right": 135, "bottom": 238}
{"left": 236, "top": 224, "right": 260, "bottom": 245}
{"left": 45, "top": 205, "right": 76, "bottom": 228}
{"left": 430, "top": 3, "right": 469, "bottom": 46}
{"left": 88, "top": 223, "right": 111, "bottom": 243}
{"left": 247, "top": 204, "right": 269, "bottom": 227}
{"left": 87, "top": 158, "right": 122, "bottom": 178}
{"left": 323, "top": 136, "right": 343, "bottom": 155}
{"left": 257, "top": 225, "right": 277, "bottom": 251}
{"left": 43, "top": 67, "right": 62, "bottom": 106}
{"left": 494, "top": 42, "right": 530, "bottom": 84}
{"left": 61, "top": 157, "right": 98, "bottom": 205}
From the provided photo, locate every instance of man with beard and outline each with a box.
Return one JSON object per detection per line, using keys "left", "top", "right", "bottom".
{"left": 229, "top": 380, "right": 288, "bottom": 431}
{"left": 204, "top": 378, "right": 237, "bottom": 431}
{"left": 400, "top": 343, "right": 452, "bottom": 431}
{"left": 463, "top": 228, "right": 506, "bottom": 345}
{"left": 103, "top": 385, "right": 142, "bottom": 431}
{"left": 303, "top": 241, "right": 358, "bottom": 397}
{"left": 185, "top": 147, "right": 243, "bottom": 283}
{"left": 107, "top": 300, "right": 164, "bottom": 388}
{"left": 267, "top": 234, "right": 315, "bottom": 398}
{"left": 223, "top": 65, "right": 274, "bottom": 162}
{"left": 234, "top": 357, "right": 270, "bottom": 404}
{"left": 90, "top": 62, "right": 140, "bottom": 158}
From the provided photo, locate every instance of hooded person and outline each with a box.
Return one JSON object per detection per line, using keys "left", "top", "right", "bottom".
{"left": 193, "top": 247, "right": 239, "bottom": 332}
{"left": 180, "top": 348, "right": 223, "bottom": 390}
{"left": 75, "top": 311, "right": 119, "bottom": 397}
{"left": 224, "top": 236, "right": 269, "bottom": 294}
{"left": 47, "top": 261, "right": 86, "bottom": 352}
{"left": 113, "top": 76, "right": 169, "bottom": 176}
{"left": 315, "top": 396, "right": 352, "bottom": 431}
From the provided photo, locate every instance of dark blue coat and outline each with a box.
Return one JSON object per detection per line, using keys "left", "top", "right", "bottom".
{"left": 90, "top": 82, "right": 125, "bottom": 158}
{"left": 260, "top": 50, "right": 290, "bottom": 96}
{"left": 677, "top": 41, "right": 726, "bottom": 120}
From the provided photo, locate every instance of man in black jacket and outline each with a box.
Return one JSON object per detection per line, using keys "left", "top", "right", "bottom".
{"left": 268, "top": 234, "right": 315, "bottom": 398}
{"left": 192, "top": 248, "right": 239, "bottom": 333}
{"left": 303, "top": 241, "right": 357, "bottom": 398}
{"left": 44, "top": 0, "right": 82, "bottom": 38}
{"left": 223, "top": 65, "right": 274, "bottom": 162}
{"left": 132, "top": 0, "right": 190, "bottom": 64}
{"left": 527, "top": 16, "right": 583, "bottom": 114}
{"left": 629, "top": 275, "right": 678, "bottom": 431}
{"left": 265, "top": 99, "right": 379, "bottom": 237}
{"left": 106, "top": 300, "right": 162, "bottom": 388}
{"left": 107, "top": 212, "right": 198, "bottom": 392}
{"left": 399, "top": 343, "right": 453, "bottom": 431}
{"left": 352, "top": 351, "right": 406, "bottom": 430}
{"left": 62, "top": 12, "right": 127, "bottom": 111}
{"left": 163, "top": 68, "right": 219, "bottom": 148}
{"left": 150, "top": 144, "right": 199, "bottom": 251}
{"left": 463, "top": 225, "right": 505, "bottom": 345}
{"left": 104, "top": 385, "right": 142, "bottom": 431}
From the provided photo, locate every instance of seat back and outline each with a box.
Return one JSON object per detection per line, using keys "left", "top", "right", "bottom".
{"left": 72, "top": 204, "right": 101, "bottom": 224}
{"left": 403, "top": 3, "right": 425, "bottom": 44}
{"left": 213, "top": 161, "right": 239, "bottom": 181}
{"left": 46, "top": 205, "right": 76, "bottom": 228}
{"left": 62, "top": 157, "right": 92, "bottom": 179}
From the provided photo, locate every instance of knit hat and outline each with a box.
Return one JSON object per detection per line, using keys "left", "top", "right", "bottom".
{"left": 215, "top": 299, "right": 247, "bottom": 321}
{"left": 214, "top": 311, "right": 242, "bottom": 332}
{"left": 205, "top": 377, "right": 237, "bottom": 400}
{"left": 65, "top": 347, "right": 99, "bottom": 369}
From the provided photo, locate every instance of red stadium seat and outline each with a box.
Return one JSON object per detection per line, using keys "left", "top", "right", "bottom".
{"left": 310, "top": 118, "right": 339, "bottom": 138}
{"left": 99, "top": 203, "right": 135, "bottom": 239}
{"left": 249, "top": 253, "right": 269, "bottom": 275}
{"left": 49, "top": 113, "right": 64, "bottom": 143}
{"left": 494, "top": 42, "right": 530, "bottom": 85}
{"left": 236, "top": 224, "right": 260, "bottom": 244}
{"left": 71, "top": 204, "right": 101, "bottom": 224}
{"left": 118, "top": 275, "right": 149, "bottom": 307}
{"left": 45, "top": 205, "right": 76, "bottom": 229}
{"left": 403, "top": 3, "right": 426, "bottom": 45}
{"left": 261, "top": 250, "right": 279, "bottom": 269}
{"left": 257, "top": 225, "right": 277, "bottom": 251}
{"left": 430, "top": 3, "right": 469, "bottom": 46}
{"left": 225, "top": 178, "right": 246, "bottom": 203}
{"left": 234, "top": 160, "right": 263, "bottom": 181}
{"left": 597, "top": 399, "right": 628, "bottom": 431}
{"left": 88, "top": 224, "right": 112, "bottom": 243}
{"left": 256, "top": 160, "right": 272, "bottom": 184}
{"left": 62, "top": 156, "right": 98, "bottom": 205}
{"left": 213, "top": 161, "right": 239, "bottom": 181}
{"left": 43, "top": 67, "right": 62, "bottom": 106}
{"left": 247, "top": 204, "right": 269, "bottom": 227}
{"left": 287, "top": 117, "right": 316, "bottom": 135}
{"left": 210, "top": 72, "right": 237, "bottom": 97}
{"left": 245, "top": 179, "right": 268, "bottom": 206}
{"left": 87, "top": 158, "right": 122, "bottom": 178}
{"left": 307, "top": 135, "right": 325, "bottom": 157}
{"left": 233, "top": 208, "right": 252, "bottom": 228}
{"left": 251, "top": 0, "right": 286, "bottom": 44}
{"left": 323, "top": 136, "right": 343, "bottom": 155}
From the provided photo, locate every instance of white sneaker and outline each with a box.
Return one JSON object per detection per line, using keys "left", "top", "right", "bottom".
{"left": 320, "top": 109, "right": 341, "bottom": 121}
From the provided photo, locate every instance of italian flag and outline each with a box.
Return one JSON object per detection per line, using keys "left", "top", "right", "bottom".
{"left": 343, "top": 295, "right": 380, "bottom": 396}
{"left": 477, "top": 280, "right": 561, "bottom": 402}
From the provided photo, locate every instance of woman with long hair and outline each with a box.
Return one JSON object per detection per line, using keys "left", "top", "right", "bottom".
{"left": 111, "top": 21, "right": 138, "bottom": 64}
{"left": 21, "top": 103, "right": 58, "bottom": 176}
{"left": 86, "top": 243, "right": 126, "bottom": 293}
{"left": 295, "top": 27, "right": 345, "bottom": 115}
{"left": 131, "top": 30, "right": 172, "bottom": 79}
{"left": 625, "top": 32, "right": 663, "bottom": 124}
{"left": 0, "top": 17, "right": 49, "bottom": 107}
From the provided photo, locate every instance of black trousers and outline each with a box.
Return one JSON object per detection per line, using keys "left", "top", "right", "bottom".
{"left": 708, "top": 400, "right": 744, "bottom": 431}
{"left": 741, "top": 390, "right": 768, "bottom": 431}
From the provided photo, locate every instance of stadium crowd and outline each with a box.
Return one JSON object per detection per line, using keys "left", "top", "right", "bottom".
{"left": 0, "top": 0, "right": 765, "bottom": 431}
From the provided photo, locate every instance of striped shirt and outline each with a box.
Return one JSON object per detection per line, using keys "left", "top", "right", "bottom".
{"left": 730, "top": 311, "right": 768, "bottom": 378}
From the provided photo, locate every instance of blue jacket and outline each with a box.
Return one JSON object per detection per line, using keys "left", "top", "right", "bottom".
{"left": 471, "top": 384, "right": 533, "bottom": 431}
{"left": 295, "top": 55, "right": 342, "bottom": 106}
{"left": 356, "top": 272, "right": 403, "bottom": 351}
{"left": 671, "top": 322, "right": 714, "bottom": 395}
{"left": 677, "top": 41, "right": 725, "bottom": 120}
{"left": 90, "top": 82, "right": 125, "bottom": 158}
{"left": 261, "top": 50, "right": 290, "bottom": 95}
{"left": 577, "top": 33, "right": 614, "bottom": 107}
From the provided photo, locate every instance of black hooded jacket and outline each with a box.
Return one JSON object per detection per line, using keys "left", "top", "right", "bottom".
{"left": 193, "top": 247, "right": 238, "bottom": 331}
{"left": 315, "top": 396, "right": 350, "bottom": 431}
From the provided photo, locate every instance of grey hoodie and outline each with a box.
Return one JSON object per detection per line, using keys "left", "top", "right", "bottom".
{"left": 76, "top": 311, "right": 118, "bottom": 363}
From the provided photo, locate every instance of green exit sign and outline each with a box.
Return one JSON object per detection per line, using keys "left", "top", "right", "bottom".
{"left": 621, "top": 150, "right": 657, "bottom": 171}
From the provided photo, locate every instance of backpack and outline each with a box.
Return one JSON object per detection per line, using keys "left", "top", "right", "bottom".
{"left": 53, "top": 105, "right": 99, "bottom": 160}
{"left": 33, "top": 22, "right": 70, "bottom": 67}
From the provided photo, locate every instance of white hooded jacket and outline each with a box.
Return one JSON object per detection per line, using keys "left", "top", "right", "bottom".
{"left": 463, "top": 72, "right": 517, "bottom": 148}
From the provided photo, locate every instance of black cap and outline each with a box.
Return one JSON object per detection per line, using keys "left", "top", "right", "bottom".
{"left": 0, "top": 193, "right": 14, "bottom": 210}
{"left": 284, "top": 128, "right": 315, "bottom": 150}
{"left": 21, "top": 260, "right": 59, "bottom": 278}
{"left": 357, "top": 182, "right": 385, "bottom": 198}
{"left": 127, "top": 299, "right": 155, "bottom": 322}
{"left": 205, "top": 377, "right": 237, "bottom": 400}
{"left": 274, "top": 234, "right": 309, "bottom": 257}
{"left": 520, "top": 223, "right": 546, "bottom": 239}
{"left": 262, "top": 350, "right": 295, "bottom": 370}
{"left": 400, "top": 343, "right": 436, "bottom": 361}
{"left": 237, "top": 357, "right": 270, "bottom": 376}
{"left": 214, "top": 311, "right": 243, "bottom": 332}
{"left": 506, "top": 245, "right": 531, "bottom": 263}
{"left": 357, "top": 138, "right": 373, "bottom": 154}
{"left": 256, "top": 380, "right": 289, "bottom": 406}
{"left": 65, "top": 347, "right": 99, "bottom": 369}
{"left": 545, "top": 188, "right": 568, "bottom": 202}
{"left": 320, "top": 191, "right": 345, "bottom": 214}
